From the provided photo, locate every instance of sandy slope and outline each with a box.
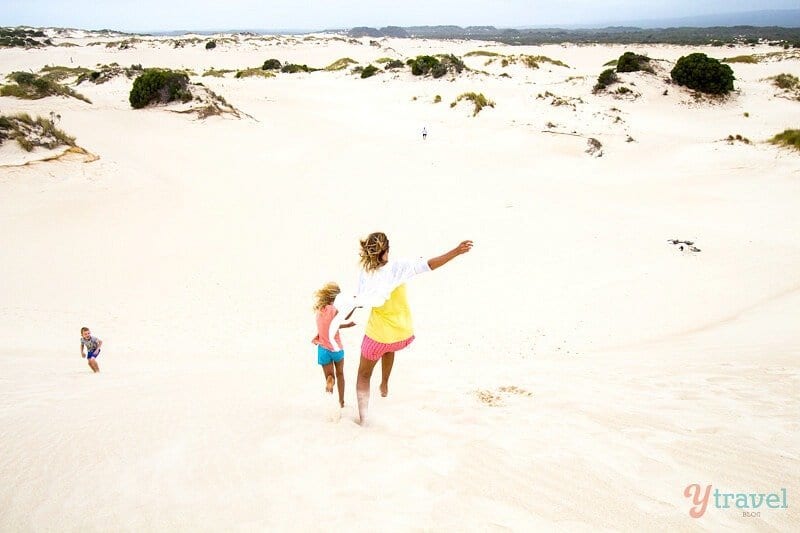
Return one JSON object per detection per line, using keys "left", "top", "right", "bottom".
{"left": 1, "top": 33, "right": 799, "bottom": 531}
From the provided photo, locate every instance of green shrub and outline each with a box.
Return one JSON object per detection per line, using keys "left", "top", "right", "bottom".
{"left": 129, "top": 69, "right": 191, "bottom": 109}
{"left": 603, "top": 59, "right": 618, "bottom": 67}
{"left": 671, "top": 53, "right": 735, "bottom": 95}
{"left": 374, "top": 57, "right": 393, "bottom": 64}
{"left": 325, "top": 58, "right": 356, "bottom": 71}
{"left": 408, "top": 55, "right": 441, "bottom": 76}
{"left": 769, "top": 129, "right": 800, "bottom": 151}
{"left": 616, "top": 86, "right": 631, "bottom": 94}
{"left": 361, "top": 64, "right": 378, "bottom": 79}
{"left": 262, "top": 59, "right": 282, "bottom": 70}
{"left": 384, "top": 59, "right": 405, "bottom": 70}
{"left": 451, "top": 92, "right": 495, "bottom": 116}
{"left": 281, "top": 63, "right": 312, "bottom": 73}
{"left": 205, "top": 40, "right": 216, "bottom": 50}
{"left": 616, "top": 52, "right": 652, "bottom": 73}
{"left": 434, "top": 94, "right": 442, "bottom": 103}
{"left": 1, "top": 71, "right": 91, "bottom": 103}
{"left": 771, "top": 73, "right": 799, "bottom": 90}
{"left": 593, "top": 68, "right": 618, "bottom": 92}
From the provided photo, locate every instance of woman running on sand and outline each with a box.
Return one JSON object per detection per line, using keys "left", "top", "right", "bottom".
{"left": 355, "top": 232, "right": 472, "bottom": 424}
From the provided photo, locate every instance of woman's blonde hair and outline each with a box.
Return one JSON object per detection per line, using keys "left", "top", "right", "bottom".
{"left": 359, "top": 232, "right": 389, "bottom": 272}
{"left": 313, "top": 282, "right": 341, "bottom": 311}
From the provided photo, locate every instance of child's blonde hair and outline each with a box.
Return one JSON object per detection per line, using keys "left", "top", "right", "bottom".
{"left": 359, "top": 232, "right": 389, "bottom": 273}
{"left": 313, "top": 282, "right": 341, "bottom": 311}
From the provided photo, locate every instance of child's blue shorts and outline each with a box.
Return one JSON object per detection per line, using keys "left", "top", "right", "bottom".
{"left": 317, "top": 345, "right": 344, "bottom": 365}
{"left": 87, "top": 350, "right": 100, "bottom": 359}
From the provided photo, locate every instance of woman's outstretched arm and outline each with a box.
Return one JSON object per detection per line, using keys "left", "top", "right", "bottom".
{"left": 428, "top": 240, "right": 473, "bottom": 270}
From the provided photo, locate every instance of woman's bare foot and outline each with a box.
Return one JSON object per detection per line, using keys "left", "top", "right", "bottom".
{"left": 326, "top": 375, "right": 335, "bottom": 393}
{"left": 340, "top": 401, "right": 345, "bottom": 408}
{"left": 380, "top": 382, "right": 388, "bottom": 397}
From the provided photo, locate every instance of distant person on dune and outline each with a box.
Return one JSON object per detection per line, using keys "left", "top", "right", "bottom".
{"left": 422, "top": 126, "right": 427, "bottom": 140}
{"left": 354, "top": 232, "right": 472, "bottom": 424}
{"left": 80, "top": 326, "right": 102, "bottom": 373}
{"left": 312, "top": 282, "right": 357, "bottom": 408}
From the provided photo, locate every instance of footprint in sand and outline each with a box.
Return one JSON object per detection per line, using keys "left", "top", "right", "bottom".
{"left": 474, "top": 386, "right": 533, "bottom": 406}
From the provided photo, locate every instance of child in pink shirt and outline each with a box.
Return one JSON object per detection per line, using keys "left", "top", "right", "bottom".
{"left": 312, "top": 282, "right": 356, "bottom": 407}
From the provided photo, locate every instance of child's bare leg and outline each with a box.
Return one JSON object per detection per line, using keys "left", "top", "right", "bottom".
{"left": 380, "top": 352, "right": 394, "bottom": 397}
{"left": 88, "top": 358, "right": 99, "bottom": 373}
{"left": 334, "top": 359, "right": 345, "bottom": 407}
{"left": 356, "top": 356, "right": 378, "bottom": 424}
{"left": 322, "top": 363, "right": 335, "bottom": 393}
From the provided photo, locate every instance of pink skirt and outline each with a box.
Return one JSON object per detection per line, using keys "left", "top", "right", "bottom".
{"left": 361, "top": 335, "right": 415, "bottom": 361}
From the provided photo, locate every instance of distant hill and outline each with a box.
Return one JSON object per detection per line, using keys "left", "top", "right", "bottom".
{"left": 600, "top": 9, "right": 800, "bottom": 29}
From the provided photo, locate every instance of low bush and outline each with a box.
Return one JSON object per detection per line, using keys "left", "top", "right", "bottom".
{"left": 129, "top": 69, "right": 191, "bottom": 109}
{"left": 281, "top": 63, "right": 313, "bottom": 73}
{"left": 408, "top": 55, "right": 441, "bottom": 76}
{"left": 235, "top": 68, "right": 275, "bottom": 79}
{"left": 593, "top": 68, "right": 618, "bottom": 92}
{"left": 769, "top": 129, "right": 800, "bottom": 151}
{"left": 722, "top": 55, "right": 758, "bottom": 64}
{"left": 671, "top": 53, "right": 735, "bottom": 95}
{"left": 203, "top": 68, "right": 235, "bottom": 77}
{"left": 465, "top": 50, "right": 502, "bottom": 57}
{"left": 1, "top": 71, "right": 91, "bottom": 103}
{"left": 39, "top": 65, "right": 92, "bottom": 82}
{"left": 361, "top": 64, "right": 378, "bottom": 78}
{"left": 771, "top": 73, "right": 799, "bottom": 90}
{"left": 262, "top": 59, "right": 282, "bottom": 70}
{"left": 0, "top": 113, "right": 76, "bottom": 151}
{"left": 325, "top": 58, "right": 356, "bottom": 71}
{"left": 384, "top": 59, "right": 405, "bottom": 70}
{"left": 205, "top": 40, "right": 216, "bottom": 50}
{"left": 450, "top": 92, "right": 495, "bottom": 116}
{"left": 616, "top": 52, "right": 652, "bottom": 73}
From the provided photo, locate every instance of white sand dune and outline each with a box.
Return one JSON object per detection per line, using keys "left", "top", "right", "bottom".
{"left": 1, "top": 34, "right": 799, "bottom": 531}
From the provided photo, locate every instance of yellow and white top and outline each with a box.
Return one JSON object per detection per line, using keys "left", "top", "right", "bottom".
{"left": 356, "top": 258, "right": 431, "bottom": 343}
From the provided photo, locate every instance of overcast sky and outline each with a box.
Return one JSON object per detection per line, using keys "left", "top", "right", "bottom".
{"left": 3, "top": 0, "right": 798, "bottom": 32}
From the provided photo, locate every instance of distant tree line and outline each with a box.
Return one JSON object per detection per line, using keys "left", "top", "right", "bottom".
{"left": 346, "top": 25, "right": 800, "bottom": 46}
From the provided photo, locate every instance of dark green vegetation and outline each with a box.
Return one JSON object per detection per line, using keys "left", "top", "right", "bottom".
{"left": 129, "top": 69, "right": 191, "bottom": 109}
{"left": 391, "top": 25, "right": 800, "bottom": 46}
{"left": 262, "top": 59, "right": 282, "bottom": 70}
{"left": 593, "top": 68, "right": 619, "bottom": 92}
{"left": 384, "top": 59, "right": 405, "bottom": 70}
{"left": 1, "top": 72, "right": 91, "bottom": 103}
{"left": 407, "top": 54, "right": 465, "bottom": 78}
{"left": 281, "top": 63, "right": 316, "bottom": 73}
{"left": 205, "top": 40, "right": 216, "bottom": 49}
{"left": 769, "top": 129, "right": 800, "bottom": 151}
{"left": 616, "top": 52, "right": 653, "bottom": 73}
{"left": 361, "top": 64, "right": 379, "bottom": 78}
{"left": 671, "top": 53, "right": 735, "bottom": 95}
{"left": 0, "top": 113, "right": 75, "bottom": 152}
{"left": 0, "top": 27, "right": 51, "bottom": 48}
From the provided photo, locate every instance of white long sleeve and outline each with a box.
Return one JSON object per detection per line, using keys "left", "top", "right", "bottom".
{"left": 356, "top": 258, "right": 430, "bottom": 308}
